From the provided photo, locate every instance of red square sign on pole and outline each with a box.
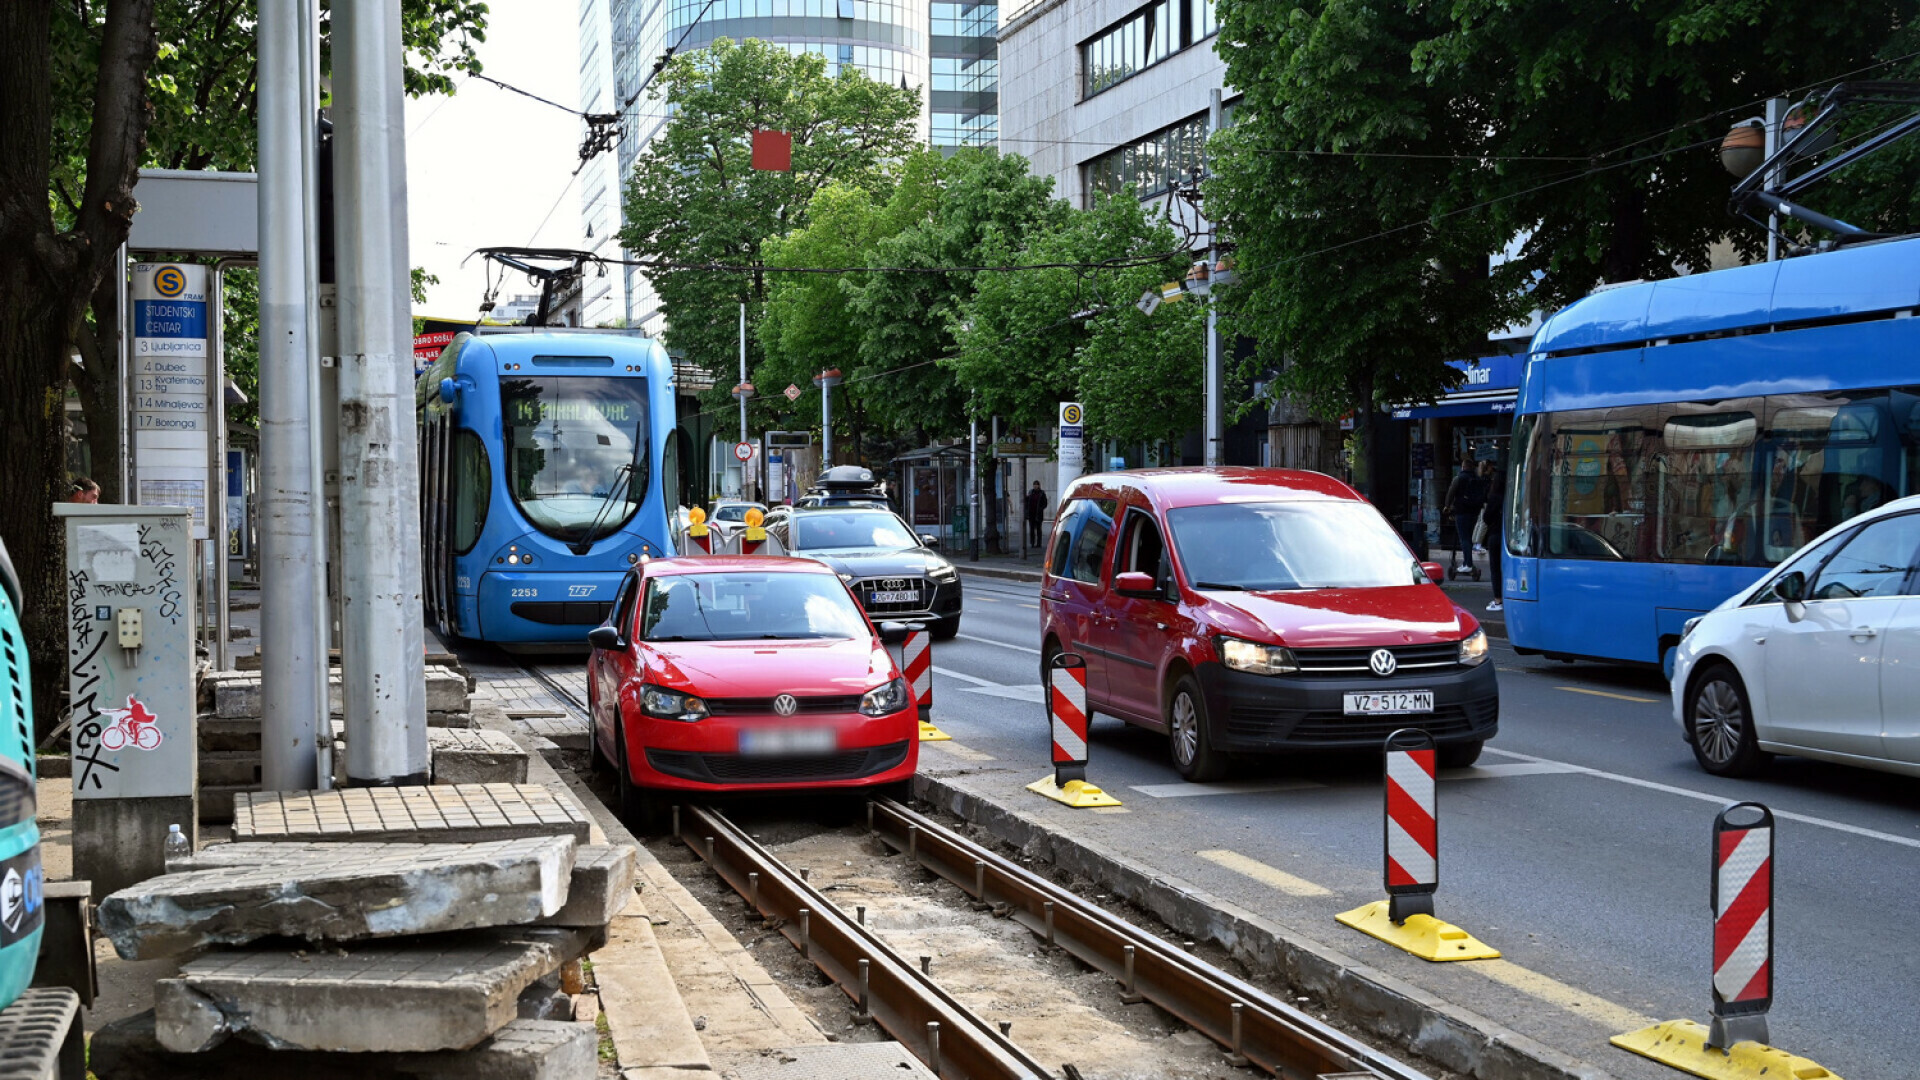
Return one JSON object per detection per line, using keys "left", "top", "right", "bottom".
{"left": 751, "top": 130, "right": 792, "bottom": 171}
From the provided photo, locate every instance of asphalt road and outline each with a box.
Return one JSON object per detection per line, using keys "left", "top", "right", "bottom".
{"left": 911, "top": 571, "right": 1920, "bottom": 1079}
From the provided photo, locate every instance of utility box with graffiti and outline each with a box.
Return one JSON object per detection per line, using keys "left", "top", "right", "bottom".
{"left": 53, "top": 504, "right": 197, "bottom": 900}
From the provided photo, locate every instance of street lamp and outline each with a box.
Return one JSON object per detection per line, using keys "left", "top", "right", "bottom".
{"left": 813, "top": 368, "right": 843, "bottom": 469}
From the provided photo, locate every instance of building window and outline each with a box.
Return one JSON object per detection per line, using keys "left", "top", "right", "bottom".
{"left": 1082, "top": 111, "right": 1209, "bottom": 202}
{"left": 1080, "top": 0, "right": 1216, "bottom": 99}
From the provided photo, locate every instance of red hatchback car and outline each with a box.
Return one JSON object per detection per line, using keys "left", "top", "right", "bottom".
{"left": 1039, "top": 468, "right": 1496, "bottom": 781}
{"left": 585, "top": 556, "right": 918, "bottom": 830}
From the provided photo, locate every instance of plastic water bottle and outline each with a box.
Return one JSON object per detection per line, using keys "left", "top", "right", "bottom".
{"left": 163, "top": 823, "right": 191, "bottom": 872}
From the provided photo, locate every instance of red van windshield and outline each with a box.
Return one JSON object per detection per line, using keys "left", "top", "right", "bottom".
{"left": 1167, "top": 501, "right": 1420, "bottom": 590}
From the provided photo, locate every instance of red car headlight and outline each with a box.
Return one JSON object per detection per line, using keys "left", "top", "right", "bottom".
{"left": 641, "top": 685, "right": 709, "bottom": 721}
{"left": 859, "top": 678, "right": 910, "bottom": 717}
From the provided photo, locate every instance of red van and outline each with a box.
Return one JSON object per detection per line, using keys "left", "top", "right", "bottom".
{"left": 1038, "top": 468, "right": 1496, "bottom": 781}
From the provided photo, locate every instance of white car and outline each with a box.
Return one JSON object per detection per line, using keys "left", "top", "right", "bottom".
{"left": 1671, "top": 494, "right": 1920, "bottom": 777}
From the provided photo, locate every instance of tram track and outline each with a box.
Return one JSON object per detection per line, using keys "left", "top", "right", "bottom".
{"left": 517, "top": 658, "right": 591, "bottom": 721}
{"left": 675, "top": 798, "right": 1435, "bottom": 1080}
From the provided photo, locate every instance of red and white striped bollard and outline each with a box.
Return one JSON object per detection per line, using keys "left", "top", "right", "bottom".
{"left": 903, "top": 624, "right": 932, "bottom": 724}
{"left": 1384, "top": 728, "right": 1438, "bottom": 924}
{"left": 1710, "top": 801, "right": 1773, "bottom": 1048}
{"left": 1049, "top": 653, "right": 1090, "bottom": 787}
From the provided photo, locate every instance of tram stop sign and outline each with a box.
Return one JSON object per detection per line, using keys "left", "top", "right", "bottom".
{"left": 734, "top": 441, "right": 756, "bottom": 463}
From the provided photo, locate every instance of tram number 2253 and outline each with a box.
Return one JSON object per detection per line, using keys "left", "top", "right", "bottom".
{"left": 511, "top": 588, "right": 538, "bottom": 598}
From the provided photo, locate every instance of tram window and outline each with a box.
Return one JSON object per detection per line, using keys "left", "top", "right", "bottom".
{"left": 450, "top": 431, "right": 490, "bottom": 555}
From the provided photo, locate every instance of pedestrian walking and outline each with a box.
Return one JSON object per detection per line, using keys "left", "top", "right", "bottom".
{"left": 67, "top": 476, "right": 99, "bottom": 504}
{"left": 1482, "top": 461, "right": 1505, "bottom": 612}
{"left": 1023, "top": 481, "right": 1048, "bottom": 547}
{"left": 1442, "top": 462, "right": 1484, "bottom": 577}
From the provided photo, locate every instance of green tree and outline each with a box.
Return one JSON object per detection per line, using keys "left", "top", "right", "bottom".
{"left": 955, "top": 191, "right": 1204, "bottom": 446}
{"left": 4, "top": 0, "right": 485, "bottom": 735}
{"left": 845, "top": 148, "right": 1066, "bottom": 439}
{"left": 620, "top": 37, "right": 922, "bottom": 424}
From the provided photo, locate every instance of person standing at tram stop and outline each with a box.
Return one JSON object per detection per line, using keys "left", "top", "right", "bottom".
{"left": 68, "top": 477, "right": 100, "bottom": 504}
{"left": 1482, "top": 460, "right": 1506, "bottom": 613}
{"left": 1442, "top": 461, "right": 1484, "bottom": 575}
{"left": 1024, "top": 481, "right": 1048, "bottom": 547}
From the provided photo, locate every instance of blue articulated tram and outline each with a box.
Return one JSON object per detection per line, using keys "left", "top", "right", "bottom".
{"left": 417, "top": 328, "right": 682, "bottom": 648}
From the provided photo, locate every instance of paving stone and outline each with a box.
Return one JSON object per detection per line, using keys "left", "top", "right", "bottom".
{"left": 541, "top": 843, "right": 634, "bottom": 927}
{"left": 102, "top": 837, "right": 577, "bottom": 959}
{"left": 93, "top": 1011, "right": 593, "bottom": 1080}
{"left": 430, "top": 727, "right": 530, "bottom": 784}
{"left": 509, "top": 715, "right": 589, "bottom": 751}
{"left": 232, "top": 783, "right": 592, "bottom": 844}
{"left": 153, "top": 928, "right": 591, "bottom": 1053}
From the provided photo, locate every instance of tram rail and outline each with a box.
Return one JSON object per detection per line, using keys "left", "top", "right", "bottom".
{"left": 674, "top": 797, "right": 1434, "bottom": 1080}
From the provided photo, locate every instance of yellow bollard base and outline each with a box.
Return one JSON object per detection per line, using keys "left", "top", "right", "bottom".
{"left": 1334, "top": 899, "right": 1500, "bottom": 962}
{"left": 917, "top": 721, "right": 951, "bottom": 741}
{"left": 1610, "top": 1020, "right": 1841, "bottom": 1080}
{"left": 1026, "top": 776, "right": 1123, "bottom": 808}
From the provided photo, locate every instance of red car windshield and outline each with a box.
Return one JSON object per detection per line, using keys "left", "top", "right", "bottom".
{"left": 639, "top": 572, "right": 869, "bottom": 641}
{"left": 1167, "top": 501, "right": 1422, "bottom": 591}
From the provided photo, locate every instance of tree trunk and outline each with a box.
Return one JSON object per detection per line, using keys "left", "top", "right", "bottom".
{"left": 76, "top": 276, "right": 124, "bottom": 503}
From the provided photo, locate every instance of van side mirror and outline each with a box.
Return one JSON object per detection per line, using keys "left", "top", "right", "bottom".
{"left": 1421, "top": 561, "right": 1447, "bottom": 585}
{"left": 1774, "top": 570, "right": 1806, "bottom": 603}
{"left": 1114, "top": 571, "right": 1158, "bottom": 596}
{"left": 587, "top": 625, "right": 623, "bottom": 651}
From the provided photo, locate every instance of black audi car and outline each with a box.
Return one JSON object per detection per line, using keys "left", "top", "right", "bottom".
{"left": 768, "top": 505, "right": 963, "bottom": 638}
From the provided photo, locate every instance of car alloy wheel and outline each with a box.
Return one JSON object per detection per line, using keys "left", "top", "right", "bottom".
{"left": 1685, "top": 664, "right": 1767, "bottom": 777}
{"left": 1166, "top": 675, "right": 1226, "bottom": 782}
{"left": 1170, "top": 692, "right": 1200, "bottom": 768}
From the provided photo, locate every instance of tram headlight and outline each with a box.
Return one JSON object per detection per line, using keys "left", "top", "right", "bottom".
{"left": 628, "top": 553, "right": 640, "bottom": 565}
{"left": 506, "top": 554, "right": 518, "bottom": 564}
{"left": 641, "top": 685, "right": 708, "bottom": 722}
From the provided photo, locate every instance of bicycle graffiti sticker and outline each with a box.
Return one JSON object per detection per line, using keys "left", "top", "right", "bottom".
{"left": 100, "top": 695, "right": 164, "bottom": 752}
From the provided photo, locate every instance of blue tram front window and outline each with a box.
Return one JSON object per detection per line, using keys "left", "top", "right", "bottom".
{"left": 500, "top": 376, "right": 651, "bottom": 543}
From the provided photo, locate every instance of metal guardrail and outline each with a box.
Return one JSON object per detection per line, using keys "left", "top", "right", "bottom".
{"left": 868, "top": 798, "right": 1434, "bottom": 1080}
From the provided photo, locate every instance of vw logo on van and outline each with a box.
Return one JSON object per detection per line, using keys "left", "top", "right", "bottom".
{"left": 1369, "top": 648, "right": 1398, "bottom": 677}
{"left": 772, "top": 694, "right": 799, "bottom": 716}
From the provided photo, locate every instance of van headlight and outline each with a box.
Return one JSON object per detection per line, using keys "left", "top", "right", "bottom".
{"left": 860, "top": 677, "right": 910, "bottom": 717}
{"left": 1458, "top": 629, "right": 1489, "bottom": 667}
{"left": 641, "top": 685, "right": 708, "bottom": 721}
{"left": 1217, "top": 636, "right": 1298, "bottom": 675}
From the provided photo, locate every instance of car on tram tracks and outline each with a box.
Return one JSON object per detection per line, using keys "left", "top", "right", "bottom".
{"left": 584, "top": 555, "right": 919, "bottom": 831}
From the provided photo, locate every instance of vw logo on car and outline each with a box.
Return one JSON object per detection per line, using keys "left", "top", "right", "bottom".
{"left": 1369, "top": 648, "right": 1398, "bottom": 677}
{"left": 772, "top": 694, "right": 799, "bottom": 717}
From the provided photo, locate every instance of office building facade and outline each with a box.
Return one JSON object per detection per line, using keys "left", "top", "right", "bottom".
{"left": 578, "top": 0, "right": 1001, "bottom": 332}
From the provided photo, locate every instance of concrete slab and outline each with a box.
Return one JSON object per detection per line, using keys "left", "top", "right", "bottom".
{"left": 715, "top": 1043, "right": 939, "bottom": 1079}
{"left": 206, "top": 666, "right": 467, "bottom": 719}
{"left": 93, "top": 1011, "right": 593, "bottom": 1080}
{"left": 542, "top": 842, "right": 635, "bottom": 927}
{"left": 232, "top": 783, "right": 592, "bottom": 844}
{"left": 430, "top": 711, "right": 477, "bottom": 729}
{"left": 508, "top": 715, "right": 588, "bottom": 751}
{"left": 430, "top": 728, "right": 530, "bottom": 785}
{"left": 153, "top": 928, "right": 591, "bottom": 1053}
{"left": 102, "top": 837, "right": 577, "bottom": 959}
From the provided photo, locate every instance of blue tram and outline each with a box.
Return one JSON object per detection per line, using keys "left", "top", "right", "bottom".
{"left": 416, "top": 329, "right": 682, "bottom": 647}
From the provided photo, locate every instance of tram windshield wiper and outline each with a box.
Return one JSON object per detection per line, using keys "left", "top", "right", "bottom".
{"left": 568, "top": 420, "right": 647, "bottom": 555}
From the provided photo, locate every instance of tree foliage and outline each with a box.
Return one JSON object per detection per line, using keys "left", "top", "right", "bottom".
{"left": 1211, "top": 0, "right": 1917, "bottom": 442}
{"left": 954, "top": 191, "right": 1203, "bottom": 445}
{"left": 620, "top": 37, "right": 922, "bottom": 421}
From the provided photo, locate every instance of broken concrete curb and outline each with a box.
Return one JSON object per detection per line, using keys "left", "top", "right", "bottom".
{"left": 913, "top": 773, "right": 1618, "bottom": 1080}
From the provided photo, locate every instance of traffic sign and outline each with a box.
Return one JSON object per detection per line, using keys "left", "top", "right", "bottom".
{"left": 784, "top": 384, "right": 801, "bottom": 401}
{"left": 733, "top": 441, "right": 756, "bottom": 463}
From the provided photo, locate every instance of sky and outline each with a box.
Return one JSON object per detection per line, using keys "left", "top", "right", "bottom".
{"left": 405, "top": 2, "right": 586, "bottom": 320}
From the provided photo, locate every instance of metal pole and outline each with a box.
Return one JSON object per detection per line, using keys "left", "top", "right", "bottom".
{"left": 335, "top": 0, "right": 428, "bottom": 784}
{"left": 257, "top": 0, "right": 324, "bottom": 791}
{"left": 209, "top": 263, "right": 238, "bottom": 671}
{"left": 116, "top": 244, "right": 131, "bottom": 502}
{"left": 300, "top": 0, "right": 334, "bottom": 791}
{"left": 738, "top": 303, "right": 748, "bottom": 445}
{"left": 1764, "top": 97, "right": 1787, "bottom": 262}
{"left": 969, "top": 413, "right": 979, "bottom": 562}
{"left": 1204, "top": 88, "right": 1225, "bottom": 466}
{"left": 820, "top": 378, "right": 833, "bottom": 467}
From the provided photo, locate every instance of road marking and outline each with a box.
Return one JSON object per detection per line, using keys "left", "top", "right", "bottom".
{"left": 1093, "top": 806, "right": 1131, "bottom": 815}
{"left": 933, "top": 665, "right": 998, "bottom": 686}
{"left": 933, "top": 665, "right": 1048, "bottom": 703}
{"left": 1196, "top": 849, "right": 1333, "bottom": 897}
{"left": 957, "top": 633, "right": 1042, "bottom": 655}
{"left": 1018, "top": 603, "right": 1040, "bottom": 609}
{"left": 974, "top": 596, "right": 1002, "bottom": 603}
{"left": 1556, "top": 686, "right": 1662, "bottom": 704}
{"left": 1133, "top": 779, "right": 1326, "bottom": 798}
{"left": 926, "top": 740, "right": 995, "bottom": 762}
{"left": 1467, "top": 959, "right": 1656, "bottom": 1033}
{"left": 1485, "top": 747, "right": 1920, "bottom": 851}
{"left": 1440, "top": 762, "right": 1582, "bottom": 781}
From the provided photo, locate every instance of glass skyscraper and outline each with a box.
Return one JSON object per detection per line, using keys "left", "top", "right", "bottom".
{"left": 578, "top": 0, "right": 999, "bottom": 331}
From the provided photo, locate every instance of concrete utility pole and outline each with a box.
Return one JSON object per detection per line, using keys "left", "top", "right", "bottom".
{"left": 1203, "top": 87, "right": 1225, "bottom": 467}
{"left": 334, "top": 0, "right": 428, "bottom": 784}
{"left": 968, "top": 413, "right": 980, "bottom": 562}
{"left": 1764, "top": 97, "right": 1788, "bottom": 262}
{"left": 256, "top": 0, "right": 326, "bottom": 791}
